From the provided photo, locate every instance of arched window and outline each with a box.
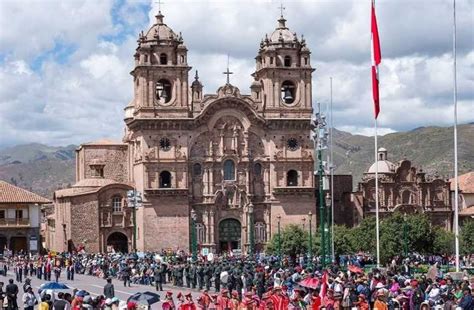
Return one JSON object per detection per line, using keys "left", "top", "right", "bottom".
{"left": 281, "top": 80, "right": 296, "bottom": 104}
{"left": 155, "top": 79, "right": 172, "bottom": 103}
{"left": 223, "top": 160, "right": 235, "bottom": 180}
{"left": 255, "top": 222, "right": 266, "bottom": 242}
{"left": 284, "top": 55, "right": 291, "bottom": 67}
{"left": 287, "top": 170, "right": 298, "bottom": 186}
{"left": 159, "top": 171, "right": 171, "bottom": 188}
{"left": 195, "top": 223, "right": 205, "bottom": 244}
{"left": 159, "top": 53, "right": 167, "bottom": 65}
{"left": 254, "top": 162, "right": 262, "bottom": 176}
{"left": 180, "top": 55, "right": 185, "bottom": 63}
{"left": 193, "top": 163, "right": 202, "bottom": 177}
{"left": 112, "top": 196, "right": 122, "bottom": 212}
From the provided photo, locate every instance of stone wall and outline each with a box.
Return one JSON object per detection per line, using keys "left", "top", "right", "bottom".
{"left": 79, "top": 145, "right": 129, "bottom": 183}
{"left": 70, "top": 194, "right": 100, "bottom": 253}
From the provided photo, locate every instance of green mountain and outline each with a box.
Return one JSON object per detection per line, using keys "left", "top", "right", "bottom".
{"left": 332, "top": 124, "right": 474, "bottom": 187}
{"left": 0, "top": 124, "right": 472, "bottom": 198}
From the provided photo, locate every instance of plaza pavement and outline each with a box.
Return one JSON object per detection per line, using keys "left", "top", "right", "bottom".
{"left": 0, "top": 269, "right": 202, "bottom": 309}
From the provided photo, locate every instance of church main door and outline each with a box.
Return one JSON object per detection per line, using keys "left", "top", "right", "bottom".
{"left": 218, "top": 219, "right": 241, "bottom": 253}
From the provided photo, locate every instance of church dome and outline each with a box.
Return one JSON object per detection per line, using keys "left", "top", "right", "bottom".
{"left": 367, "top": 160, "right": 396, "bottom": 174}
{"left": 144, "top": 12, "right": 179, "bottom": 42}
{"left": 367, "top": 147, "right": 395, "bottom": 174}
{"left": 269, "top": 17, "right": 296, "bottom": 42}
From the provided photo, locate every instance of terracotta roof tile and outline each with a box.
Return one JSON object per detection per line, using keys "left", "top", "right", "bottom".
{"left": 0, "top": 180, "right": 51, "bottom": 204}
{"left": 450, "top": 172, "right": 474, "bottom": 193}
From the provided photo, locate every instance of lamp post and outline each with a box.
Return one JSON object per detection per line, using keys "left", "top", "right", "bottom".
{"left": 248, "top": 204, "right": 255, "bottom": 257}
{"left": 311, "top": 107, "right": 329, "bottom": 267}
{"left": 190, "top": 209, "right": 198, "bottom": 262}
{"left": 403, "top": 213, "right": 408, "bottom": 258}
{"left": 277, "top": 215, "right": 281, "bottom": 265}
{"left": 325, "top": 192, "right": 332, "bottom": 263}
{"left": 127, "top": 189, "right": 142, "bottom": 253}
{"left": 308, "top": 211, "right": 313, "bottom": 265}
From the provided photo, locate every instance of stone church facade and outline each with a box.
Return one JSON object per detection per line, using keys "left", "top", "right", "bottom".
{"left": 51, "top": 12, "right": 316, "bottom": 254}
{"left": 353, "top": 148, "right": 453, "bottom": 229}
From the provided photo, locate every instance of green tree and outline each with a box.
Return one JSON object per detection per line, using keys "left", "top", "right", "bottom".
{"left": 333, "top": 225, "right": 356, "bottom": 256}
{"left": 351, "top": 216, "right": 376, "bottom": 253}
{"left": 433, "top": 227, "right": 454, "bottom": 254}
{"left": 266, "top": 224, "right": 316, "bottom": 257}
{"left": 460, "top": 219, "right": 474, "bottom": 254}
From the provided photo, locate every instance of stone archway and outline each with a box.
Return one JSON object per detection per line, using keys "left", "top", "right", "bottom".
{"left": 10, "top": 237, "right": 27, "bottom": 254}
{"left": 107, "top": 232, "right": 129, "bottom": 253}
{"left": 218, "top": 218, "right": 241, "bottom": 253}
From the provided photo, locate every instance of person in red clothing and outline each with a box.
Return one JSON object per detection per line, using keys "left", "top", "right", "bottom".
{"left": 200, "top": 290, "right": 211, "bottom": 308}
{"left": 354, "top": 294, "right": 369, "bottom": 310}
{"left": 180, "top": 293, "right": 197, "bottom": 310}
{"left": 208, "top": 294, "right": 219, "bottom": 310}
{"left": 229, "top": 291, "right": 240, "bottom": 309}
{"left": 216, "top": 289, "right": 230, "bottom": 310}
{"left": 162, "top": 291, "right": 176, "bottom": 310}
{"left": 310, "top": 290, "right": 322, "bottom": 310}
{"left": 270, "top": 286, "right": 290, "bottom": 310}
{"left": 260, "top": 292, "right": 274, "bottom": 310}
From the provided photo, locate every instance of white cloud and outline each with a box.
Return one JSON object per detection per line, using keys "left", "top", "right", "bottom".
{"left": 0, "top": 0, "right": 473, "bottom": 148}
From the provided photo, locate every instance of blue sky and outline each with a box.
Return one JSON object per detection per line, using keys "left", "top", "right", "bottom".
{"left": 0, "top": 0, "right": 473, "bottom": 147}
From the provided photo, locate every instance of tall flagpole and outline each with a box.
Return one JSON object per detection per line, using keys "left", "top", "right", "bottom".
{"left": 372, "top": 0, "right": 381, "bottom": 268}
{"left": 452, "top": 0, "right": 460, "bottom": 273}
{"left": 375, "top": 120, "right": 380, "bottom": 267}
{"left": 330, "top": 77, "right": 335, "bottom": 262}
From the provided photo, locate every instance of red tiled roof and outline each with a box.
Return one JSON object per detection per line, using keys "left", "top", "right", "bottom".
{"left": 460, "top": 206, "right": 474, "bottom": 216}
{"left": 0, "top": 180, "right": 51, "bottom": 204}
{"left": 450, "top": 172, "right": 474, "bottom": 193}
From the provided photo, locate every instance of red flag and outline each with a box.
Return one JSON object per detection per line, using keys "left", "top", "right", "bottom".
{"left": 371, "top": 1, "right": 382, "bottom": 119}
{"left": 319, "top": 271, "right": 328, "bottom": 299}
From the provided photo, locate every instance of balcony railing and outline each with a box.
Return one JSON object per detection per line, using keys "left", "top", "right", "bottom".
{"left": 0, "top": 218, "right": 30, "bottom": 227}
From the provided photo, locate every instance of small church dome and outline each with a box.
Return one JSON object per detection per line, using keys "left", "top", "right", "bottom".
{"left": 144, "top": 12, "right": 179, "bottom": 42}
{"left": 367, "top": 147, "right": 395, "bottom": 174}
{"left": 268, "top": 17, "right": 296, "bottom": 43}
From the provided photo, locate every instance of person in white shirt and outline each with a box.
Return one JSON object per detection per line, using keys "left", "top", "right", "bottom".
{"left": 22, "top": 285, "right": 37, "bottom": 310}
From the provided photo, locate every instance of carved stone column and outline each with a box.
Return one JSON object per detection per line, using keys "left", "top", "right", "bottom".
{"left": 203, "top": 210, "right": 209, "bottom": 244}
{"left": 243, "top": 131, "right": 249, "bottom": 156}
{"left": 209, "top": 210, "right": 215, "bottom": 244}
{"left": 203, "top": 167, "right": 209, "bottom": 195}
{"left": 264, "top": 207, "right": 271, "bottom": 242}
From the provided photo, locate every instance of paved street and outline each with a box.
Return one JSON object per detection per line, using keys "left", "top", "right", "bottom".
{"left": 1, "top": 269, "right": 202, "bottom": 309}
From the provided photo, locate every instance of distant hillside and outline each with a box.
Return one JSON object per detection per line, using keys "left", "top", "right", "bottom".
{"left": 0, "top": 124, "right": 472, "bottom": 198}
{"left": 0, "top": 144, "right": 77, "bottom": 198}
{"left": 333, "top": 124, "right": 474, "bottom": 187}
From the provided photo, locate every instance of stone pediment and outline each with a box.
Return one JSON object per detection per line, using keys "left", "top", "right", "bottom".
{"left": 216, "top": 83, "right": 241, "bottom": 98}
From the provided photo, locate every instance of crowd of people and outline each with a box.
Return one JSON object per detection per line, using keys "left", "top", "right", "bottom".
{"left": 0, "top": 251, "right": 473, "bottom": 309}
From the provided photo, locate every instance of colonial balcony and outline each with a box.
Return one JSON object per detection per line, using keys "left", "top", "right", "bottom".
{"left": 0, "top": 218, "right": 30, "bottom": 227}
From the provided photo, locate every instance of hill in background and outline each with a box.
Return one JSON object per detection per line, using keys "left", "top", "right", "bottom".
{"left": 0, "top": 124, "right": 472, "bottom": 198}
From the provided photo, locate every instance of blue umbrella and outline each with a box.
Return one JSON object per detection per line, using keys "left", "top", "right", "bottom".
{"left": 127, "top": 291, "right": 160, "bottom": 305}
{"left": 39, "top": 282, "right": 70, "bottom": 290}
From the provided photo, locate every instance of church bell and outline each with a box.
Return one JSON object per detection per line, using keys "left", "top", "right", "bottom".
{"left": 283, "top": 87, "right": 293, "bottom": 101}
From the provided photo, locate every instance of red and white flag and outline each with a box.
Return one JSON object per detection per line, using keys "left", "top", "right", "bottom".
{"left": 371, "top": 0, "right": 382, "bottom": 119}
{"left": 319, "top": 271, "right": 328, "bottom": 299}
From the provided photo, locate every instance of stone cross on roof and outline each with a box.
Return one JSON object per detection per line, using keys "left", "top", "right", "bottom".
{"left": 223, "top": 55, "right": 233, "bottom": 85}
{"left": 278, "top": 3, "right": 286, "bottom": 17}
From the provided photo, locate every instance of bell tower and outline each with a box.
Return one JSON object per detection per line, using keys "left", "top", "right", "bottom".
{"left": 252, "top": 15, "right": 314, "bottom": 118}
{"left": 130, "top": 11, "right": 191, "bottom": 118}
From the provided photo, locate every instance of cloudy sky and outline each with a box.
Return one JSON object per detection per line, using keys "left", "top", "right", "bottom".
{"left": 0, "top": 0, "right": 473, "bottom": 147}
